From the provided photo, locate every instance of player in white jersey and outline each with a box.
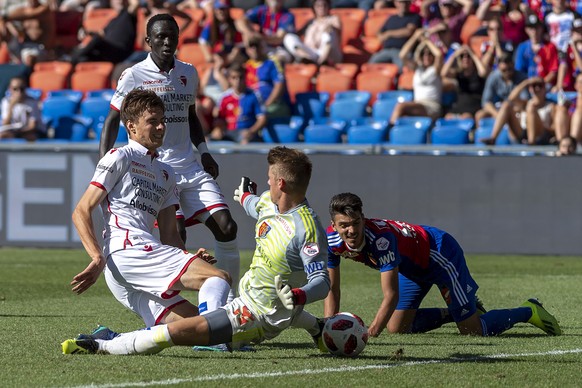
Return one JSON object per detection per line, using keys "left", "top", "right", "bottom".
{"left": 62, "top": 146, "right": 331, "bottom": 355}
{"left": 99, "top": 14, "right": 241, "bottom": 305}
{"left": 69, "top": 89, "right": 231, "bottom": 328}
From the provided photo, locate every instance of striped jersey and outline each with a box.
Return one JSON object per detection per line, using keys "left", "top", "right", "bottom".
{"left": 110, "top": 54, "right": 200, "bottom": 175}
{"left": 90, "top": 139, "right": 179, "bottom": 257}
{"left": 239, "top": 191, "right": 330, "bottom": 315}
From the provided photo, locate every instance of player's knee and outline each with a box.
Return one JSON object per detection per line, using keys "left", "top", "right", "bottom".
{"left": 217, "top": 269, "right": 232, "bottom": 286}
{"left": 210, "top": 212, "right": 238, "bottom": 241}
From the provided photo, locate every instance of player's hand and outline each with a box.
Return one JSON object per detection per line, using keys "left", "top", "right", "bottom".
{"left": 71, "top": 258, "right": 107, "bottom": 295}
{"left": 201, "top": 153, "right": 219, "bottom": 179}
{"left": 233, "top": 176, "right": 257, "bottom": 205}
{"left": 274, "top": 275, "right": 294, "bottom": 310}
{"left": 195, "top": 248, "right": 217, "bottom": 265}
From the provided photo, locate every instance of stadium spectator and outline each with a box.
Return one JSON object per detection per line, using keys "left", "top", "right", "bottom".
{"left": 62, "top": 146, "right": 331, "bottom": 356}
{"left": 476, "top": 52, "right": 527, "bottom": 124}
{"left": 2, "top": 0, "right": 57, "bottom": 67}
{"left": 59, "top": 0, "right": 109, "bottom": 13}
{"left": 331, "top": 0, "right": 376, "bottom": 11}
{"left": 283, "top": 0, "right": 342, "bottom": 66}
{"left": 556, "top": 18, "right": 582, "bottom": 92}
{"left": 440, "top": 44, "right": 488, "bottom": 119}
{"left": 545, "top": 0, "right": 578, "bottom": 55}
{"left": 236, "top": 0, "right": 296, "bottom": 64}
{"left": 367, "top": 0, "right": 422, "bottom": 69}
{"left": 0, "top": 76, "right": 44, "bottom": 141}
{"left": 67, "top": 89, "right": 231, "bottom": 330}
{"left": 514, "top": 14, "right": 558, "bottom": 88}
{"left": 69, "top": 0, "right": 139, "bottom": 64}
{"left": 481, "top": 77, "right": 555, "bottom": 145}
{"left": 479, "top": 18, "right": 515, "bottom": 72}
{"left": 324, "top": 192, "right": 562, "bottom": 337}
{"left": 475, "top": 0, "right": 527, "bottom": 46}
{"left": 420, "top": 0, "right": 473, "bottom": 45}
{"left": 99, "top": 14, "right": 242, "bottom": 305}
{"left": 556, "top": 134, "right": 578, "bottom": 155}
{"left": 210, "top": 64, "right": 267, "bottom": 143}
{"left": 244, "top": 36, "right": 291, "bottom": 120}
{"left": 390, "top": 30, "right": 443, "bottom": 124}
{"left": 554, "top": 73, "right": 582, "bottom": 143}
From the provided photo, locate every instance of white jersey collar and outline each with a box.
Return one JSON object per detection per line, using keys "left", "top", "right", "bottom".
{"left": 128, "top": 139, "right": 159, "bottom": 158}
{"left": 145, "top": 53, "right": 176, "bottom": 75}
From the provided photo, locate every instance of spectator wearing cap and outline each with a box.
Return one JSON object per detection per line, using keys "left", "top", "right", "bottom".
{"left": 236, "top": 0, "right": 296, "bottom": 64}
{"left": 514, "top": 13, "right": 558, "bottom": 87}
{"left": 368, "top": 0, "right": 421, "bottom": 68}
{"left": 480, "top": 17, "right": 515, "bottom": 73}
{"left": 420, "top": 0, "right": 473, "bottom": 44}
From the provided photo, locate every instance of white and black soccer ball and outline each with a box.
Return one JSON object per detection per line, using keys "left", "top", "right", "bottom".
{"left": 322, "top": 312, "right": 368, "bottom": 357}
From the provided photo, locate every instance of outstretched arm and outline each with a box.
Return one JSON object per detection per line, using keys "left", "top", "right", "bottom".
{"left": 368, "top": 268, "right": 399, "bottom": 337}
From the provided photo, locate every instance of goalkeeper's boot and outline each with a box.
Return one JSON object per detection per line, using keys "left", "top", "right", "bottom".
{"left": 475, "top": 295, "right": 487, "bottom": 316}
{"left": 61, "top": 338, "right": 99, "bottom": 354}
{"left": 522, "top": 298, "right": 562, "bottom": 336}
{"left": 76, "top": 325, "right": 118, "bottom": 341}
{"left": 312, "top": 318, "right": 328, "bottom": 353}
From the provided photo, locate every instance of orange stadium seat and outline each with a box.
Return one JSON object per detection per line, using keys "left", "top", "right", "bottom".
{"left": 71, "top": 62, "right": 115, "bottom": 95}
{"left": 316, "top": 72, "right": 352, "bottom": 104}
{"left": 330, "top": 8, "right": 366, "bottom": 48}
{"left": 30, "top": 62, "right": 74, "bottom": 99}
{"left": 83, "top": 8, "right": 117, "bottom": 33}
{"left": 178, "top": 8, "right": 206, "bottom": 46}
{"left": 319, "top": 63, "right": 359, "bottom": 80}
{"left": 397, "top": 70, "right": 414, "bottom": 90}
{"left": 285, "top": 63, "right": 318, "bottom": 103}
{"left": 34, "top": 61, "right": 74, "bottom": 75}
{"left": 356, "top": 71, "right": 395, "bottom": 105}
{"left": 360, "top": 63, "right": 399, "bottom": 78}
{"left": 176, "top": 43, "right": 206, "bottom": 66}
{"left": 0, "top": 42, "right": 9, "bottom": 64}
{"left": 364, "top": 13, "right": 389, "bottom": 38}
{"left": 289, "top": 8, "right": 315, "bottom": 32}
{"left": 469, "top": 35, "right": 489, "bottom": 58}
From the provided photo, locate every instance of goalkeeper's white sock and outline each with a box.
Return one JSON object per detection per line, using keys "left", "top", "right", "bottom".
{"left": 98, "top": 325, "right": 173, "bottom": 355}
{"left": 214, "top": 239, "right": 240, "bottom": 303}
{"left": 198, "top": 276, "right": 230, "bottom": 315}
{"left": 291, "top": 310, "right": 321, "bottom": 336}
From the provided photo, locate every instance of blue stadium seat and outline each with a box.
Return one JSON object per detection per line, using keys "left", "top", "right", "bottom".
{"left": 430, "top": 126, "right": 470, "bottom": 145}
{"left": 81, "top": 97, "right": 111, "bottom": 131}
{"left": 389, "top": 124, "right": 428, "bottom": 145}
{"left": 295, "top": 92, "right": 330, "bottom": 121}
{"left": 262, "top": 116, "right": 304, "bottom": 143}
{"left": 545, "top": 91, "right": 577, "bottom": 104}
{"left": 435, "top": 117, "right": 474, "bottom": 131}
{"left": 329, "top": 99, "right": 368, "bottom": 124}
{"left": 308, "top": 117, "right": 348, "bottom": 133}
{"left": 441, "top": 90, "right": 458, "bottom": 109}
{"left": 474, "top": 126, "right": 512, "bottom": 145}
{"left": 94, "top": 121, "right": 129, "bottom": 143}
{"left": 42, "top": 96, "right": 79, "bottom": 126}
{"left": 371, "top": 99, "right": 399, "bottom": 122}
{"left": 46, "top": 89, "right": 84, "bottom": 105}
{"left": 304, "top": 124, "right": 343, "bottom": 144}
{"left": 394, "top": 116, "right": 433, "bottom": 131}
{"left": 86, "top": 89, "right": 115, "bottom": 100}
{"left": 53, "top": 115, "right": 93, "bottom": 141}
{"left": 347, "top": 125, "right": 387, "bottom": 144}
{"left": 334, "top": 90, "right": 372, "bottom": 106}
{"left": 377, "top": 90, "right": 414, "bottom": 102}
{"left": 478, "top": 117, "right": 496, "bottom": 129}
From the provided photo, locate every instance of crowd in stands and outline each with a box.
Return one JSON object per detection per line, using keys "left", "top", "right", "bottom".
{"left": 1, "top": 0, "right": 581, "bottom": 154}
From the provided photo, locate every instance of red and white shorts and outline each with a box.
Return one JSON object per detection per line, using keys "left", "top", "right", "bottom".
{"left": 104, "top": 242, "right": 197, "bottom": 327}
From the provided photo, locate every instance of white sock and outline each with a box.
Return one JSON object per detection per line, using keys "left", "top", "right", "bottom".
{"left": 198, "top": 276, "right": 230, "bottom": 315}
{"left": 291, "top": 310, "right": 321, "bottom": 336}
{"left": 214, "top": 239, "right": 240, "bottom": 303}
{"left": 98, "top": 325, "right": 173, "bottom": 355}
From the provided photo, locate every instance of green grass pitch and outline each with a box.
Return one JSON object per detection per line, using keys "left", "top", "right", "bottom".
{"left": 1, "top": 248, "right": 581, "bottom": 387}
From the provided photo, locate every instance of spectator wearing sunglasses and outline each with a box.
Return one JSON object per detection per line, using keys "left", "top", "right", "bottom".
{"left": 0, "top": 77, "right": 45, "bottom": 141}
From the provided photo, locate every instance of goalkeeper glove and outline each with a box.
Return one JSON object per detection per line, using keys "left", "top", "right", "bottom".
{"left": 274, "top": 275, "right": 306, "bottom": 310}
{"left": 233, "top": 176, "right": 257, "bottom": 205}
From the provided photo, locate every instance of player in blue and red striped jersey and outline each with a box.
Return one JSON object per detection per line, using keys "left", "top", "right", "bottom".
{"left": 211, "top": 64, "right": 267, "bottom": 144}
{"left": 324, "top": 192, "right": 562, "bottom": 337}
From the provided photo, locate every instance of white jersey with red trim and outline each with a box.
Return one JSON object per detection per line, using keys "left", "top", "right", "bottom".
{"left": 110, "top": 54, "right": 200, "bottom": 175}
{"left": 91, "top": 139, "right": 179, "bottom": 257}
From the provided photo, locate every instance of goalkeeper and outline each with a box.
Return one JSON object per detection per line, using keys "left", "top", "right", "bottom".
{"left": 325, "top": 192, "right": 562, "bottom": 338}
{"left": 61, "top": 146, "right": 330, "bottom": 355}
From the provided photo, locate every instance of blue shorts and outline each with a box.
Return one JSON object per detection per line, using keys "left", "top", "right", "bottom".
{"left": 396, "top": 226, "right": 479, "bottom": 322}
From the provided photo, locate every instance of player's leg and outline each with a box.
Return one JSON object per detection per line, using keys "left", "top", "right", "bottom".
{"left": 290, "top": 308, "right": 327, "bottom": 351}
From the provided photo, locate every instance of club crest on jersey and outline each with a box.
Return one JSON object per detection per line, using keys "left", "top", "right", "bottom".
{"left": 161, "top": 169, "right": 169, "bottom": 181}
{"left": 178, "top": 75, "right": 187, "bottom": 87}
{"left": 258, "top": 222, "right": 271, "bottom": 238}
{"left": 303, "top": 242, "right": 320, "bottom": 257}
{"left": 372, "top": 219, "right": 388, "bottom": 228}
{"left": 376, "top": 237, "right": 390, "bottom": 251}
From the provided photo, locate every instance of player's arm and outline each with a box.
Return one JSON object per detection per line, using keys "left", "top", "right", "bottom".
{"left": 368, "top": 268, "right": 399, "bottom": 337}
{"left": 324, "top": 265, "right": 341, "bottom": 318}
{"left": 99, "top": 109, "right": 121, "bottom": 158}
{"left": 158, "top": 205, "right": 186, "bottom": 250}
{"left": 188, "top": 104, "right": 219, "bottom": 179}
{"left": 71, "top": 184, "right": 108, "bottom": 294}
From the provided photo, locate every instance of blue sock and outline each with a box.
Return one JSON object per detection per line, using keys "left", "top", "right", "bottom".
{"left": 479, "top": 307, "right": 532, "bottom": 336}
{"left": 410, "top": 308, "right": 453, "bottom": 333}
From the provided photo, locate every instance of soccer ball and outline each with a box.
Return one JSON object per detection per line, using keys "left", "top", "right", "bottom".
{"left": 322, "top": 312, "right": 368, "bottom": 357}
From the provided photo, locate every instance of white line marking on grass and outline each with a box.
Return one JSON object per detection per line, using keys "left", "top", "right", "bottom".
{"left": 66, "top": 348, "right": 582, "bottom": 388}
